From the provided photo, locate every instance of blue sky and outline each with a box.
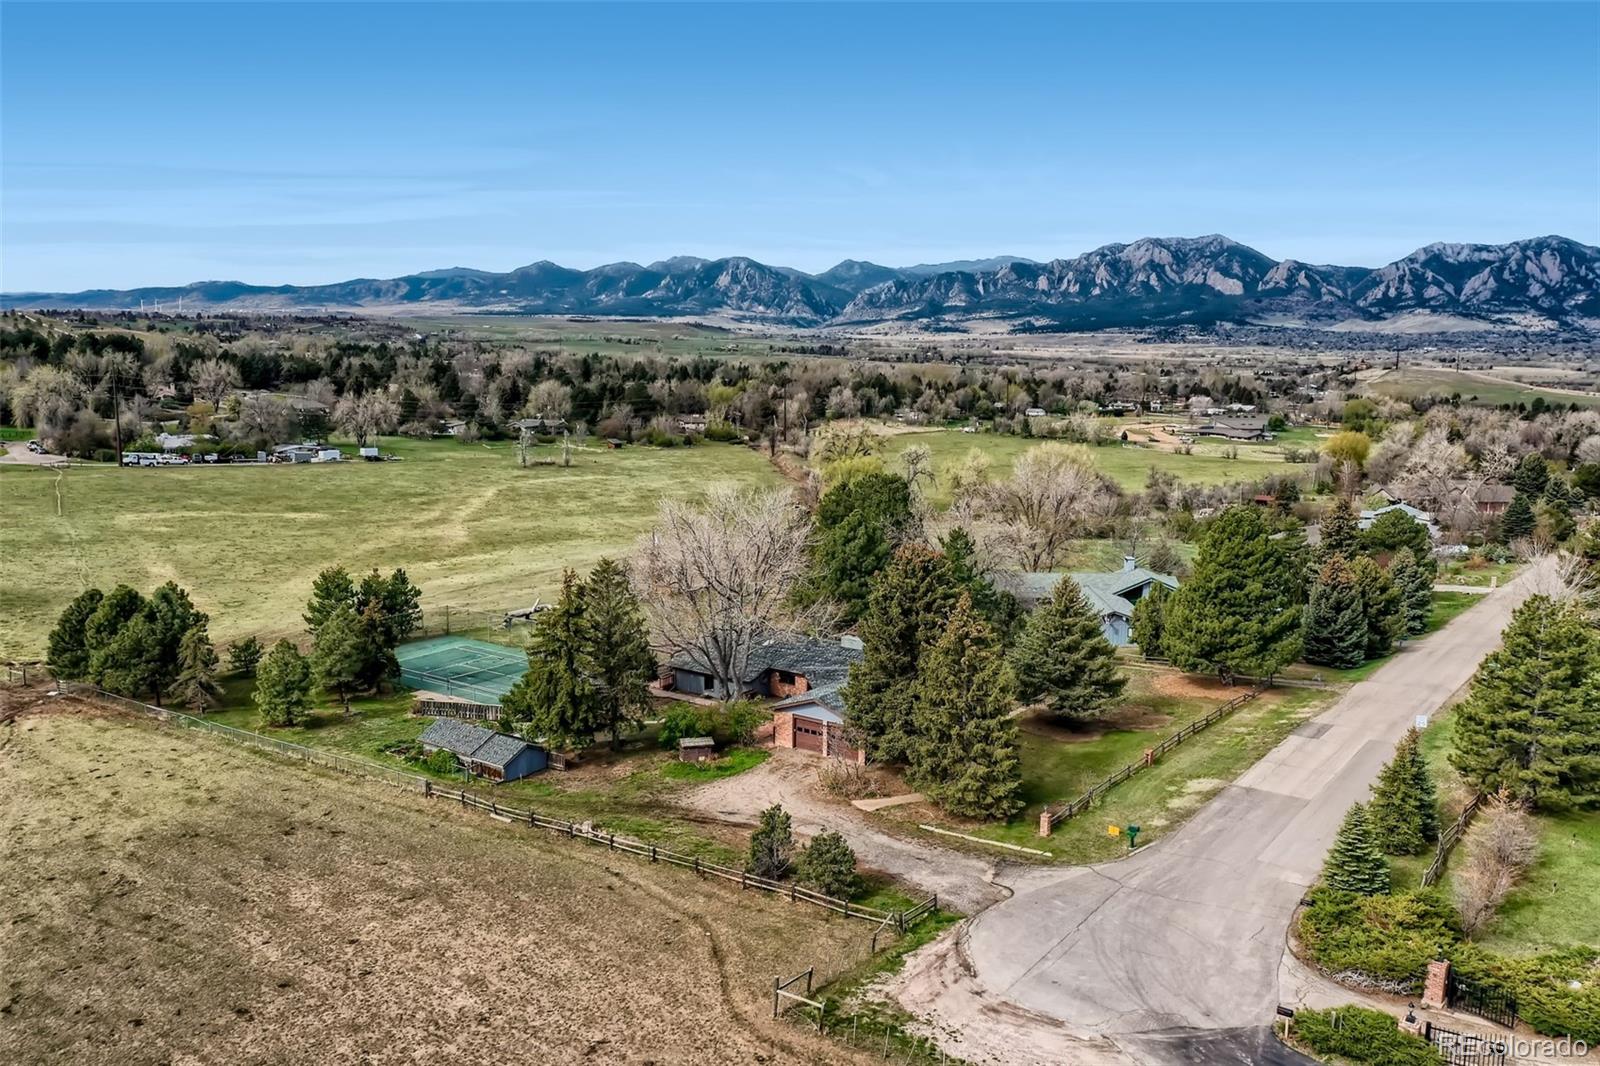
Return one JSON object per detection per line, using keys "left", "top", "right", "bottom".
{"left": 3, "top": 2, "right": 1597, "bottom": 291}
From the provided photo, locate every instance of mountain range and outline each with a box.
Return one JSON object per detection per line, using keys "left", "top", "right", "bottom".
{"left": 6, "top": 235, "right": 1597, "bottom": 331}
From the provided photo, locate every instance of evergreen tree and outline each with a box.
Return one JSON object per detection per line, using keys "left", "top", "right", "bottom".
{"left": 175, "top": 624, "right": 222, "bottom": 713}
{"left": 1319, "top": 497, "right": 1360, "bottom": 561}
{"left": 942, "top": 527, "right": 1022, "bottom": 638}
{"left": 1010, "top": 577, "right": 1126, "bottom": 721}
{"left": 811, "top": 472, "right": 914, "bottom": 621}
{"left": 796, "top": 829, "right": 859, "bottom": 899}
{"left": 228, "top": 635, "right": 264, "bottom": 677}
{"left": 1368, "top": 729, "right": 1436, "bottom": 855}
{"left": 1130, "top": 581, "right": 1169, "bottom": 658}
{"left": 311, "top": 603, "right": 367, "bottom": 714}
{"left": 303, "top": 566, "right": 355, "bottom": 637}
{"left": 85, "top": 584, "right": 147, "bottom": 679}
{"left": 841, "top": 545, "right": 958, "bottom": 764}
{"left": 1302, "top": 556, "right": 1367, "bottom": 669}
{"left": 95, "top": 613, "right": 165, "bottom": 701}
{"left": 357, "top": 567, "right": 422, "bottom": 648}
{"left": 501, "top": 571, "right": 602, "bottom": 750}
{"left": 1163, "top": 507, "right": 1303, "bottom": 682}
{"left": 1362, "top": 509, "right": 1433, "bottom": 573}
{"left": 1511, "top": 453, "right": 1549, "bottom": 497}
{"left": 254, "top": 639, "right": 312, "bottom": 727}
{"left": 580, "top": 557, "right": 654, "bottom": 748}
{"left": 144, "top": 582, "right": 208, "bottom": 702}
{"left": 910, "top": 594, "right": 1024, "bottom": 819}
{"left": 1451, "top": 596, "right": 1600, "bottom": 811}
{"left": 1502, "top": 492, "right": 1536, "bottom": 542}
{"left": 1388, "top": 548, "right": 1432, "bottom": 637}
{"left": 46, "top": 588, "right": 104, "bottom": 680}
{"left": 1351, "top": 556, "right": 1404, "bottom": 660}
{"left": 1322, "top": 803, "right": 1391, "bottom": 895}
{"left": 746, "top": 803, "right": 794, "bottom": 880}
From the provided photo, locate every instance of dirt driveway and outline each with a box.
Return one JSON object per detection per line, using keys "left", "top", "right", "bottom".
{"left": 0, "top": 440, "right": 67, "bottom": 466}
{"left": 677, "top": 750, "right": 1012, "bottom": 913}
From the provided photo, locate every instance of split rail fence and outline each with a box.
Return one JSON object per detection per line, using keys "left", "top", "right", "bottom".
{"left": 59, "top": 682, "right": 935, "bottom": 935}
{"left": 1038, "top": 683, "right": 1266, "bottom": 835}
{"left": 1421, "top": 794, "right": 1484, "bottom": 888}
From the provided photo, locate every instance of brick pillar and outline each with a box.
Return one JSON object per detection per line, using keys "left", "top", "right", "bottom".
{"left": 1143, "top": 747, "right": 1156, "bottom": 767}
{"left": 1038, "top": 810, "right": 1053, "bottom": 837}
{"left": 1420, "top": 959, "right": 1450, "bottom": 1010}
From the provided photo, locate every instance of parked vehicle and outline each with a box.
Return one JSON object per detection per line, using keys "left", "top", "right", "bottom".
{"left": 26, "top": 440, "right": 42, "bottom": 453}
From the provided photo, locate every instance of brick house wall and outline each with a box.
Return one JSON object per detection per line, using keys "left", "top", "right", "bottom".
{"left": 767, "top": 670, "right": 811, "bottom": 699}
{"left": 772, "top": 711, "right": 795, "bottom": 748}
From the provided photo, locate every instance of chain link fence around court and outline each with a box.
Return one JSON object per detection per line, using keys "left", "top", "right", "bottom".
{"left": 395, "top": 635, "right": 529, "bottom": 705}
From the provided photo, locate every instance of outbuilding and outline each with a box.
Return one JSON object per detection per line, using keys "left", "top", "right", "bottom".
{"left": 678, "top": 736, "right": 717, "bottom": 763}
{"left": 419, "top": 719, "right": 547, "bottom": 782}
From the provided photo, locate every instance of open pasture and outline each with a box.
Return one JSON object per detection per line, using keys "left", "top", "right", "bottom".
{"left": 0, "top": 702, "right": 876, "bottom": 1065}
{"left": 1366, "top": 366, "right": 1600, "bottom": 409}
{"left": 0, "top": 435, "right": 779, "bottom": 659}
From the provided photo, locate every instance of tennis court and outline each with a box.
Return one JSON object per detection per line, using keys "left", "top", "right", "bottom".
{"left": 396, "top": 636, "right": 529, "bottom": 705}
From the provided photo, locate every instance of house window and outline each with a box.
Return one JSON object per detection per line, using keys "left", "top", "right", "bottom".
{"left": 776, "top": 670, "right": 797, "bottom": 685}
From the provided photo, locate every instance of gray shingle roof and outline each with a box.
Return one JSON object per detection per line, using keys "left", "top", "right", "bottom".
{"left": 668, "top": 632, "right": 863, "bottom": 688}
{"left": 419, "top": 718, "right": 534, "bottom": 768}
{"left": 999, "top": 567, "right": 1178, "bottom": 618}
{"left": 775, "top": 684, "right": 848, "bottom": 714}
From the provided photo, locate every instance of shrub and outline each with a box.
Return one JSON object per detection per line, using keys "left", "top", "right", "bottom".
{"left": 796, "top": 830, "right": 860, "bottom": 899}
{"left": 1291, "top": 1006, "right": 1444, "bottom": 1066}
{"left": 228, "top": 635, "right": 264, "bottom": 676}
{"left": 1451, "top": 945, "right": 1600, "bottom": 1044}
{"left": 1453, "top": 796, "right": 1537, "bottom": 936}
{"left": 1296, "top": 888, "right": 1460, "bottom": 991}
{"left": 423, "top": 748, "right": 461, "bottom": 776}
{"left": 747, "top": 804, "right": 794, "bottom": 880}
{"left": 657, "top": 699, "right": 767, "bottom": 748}
{"left": 657, "top": 702, "right": 715, "bottom": 749}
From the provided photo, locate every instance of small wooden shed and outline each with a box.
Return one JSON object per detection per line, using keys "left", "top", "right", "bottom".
{"left": 678, "top": 736, "right": 716, "bottom": 763}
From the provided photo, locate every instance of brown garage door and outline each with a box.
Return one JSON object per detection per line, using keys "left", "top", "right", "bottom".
{"left": 793, "top": 717, "right": 826, "bottom": 753}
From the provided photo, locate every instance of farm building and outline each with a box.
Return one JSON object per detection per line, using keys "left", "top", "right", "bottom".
{"left": 508, "top": 416, "right": 569, "bottom": 435}
{"left": 419, "top": 719, "right": 547, "bottom": 782}
{"left": 769, "top": 687, "right": 864, "bottom": 763}
{"left": 1000, "top": 557, "right": 1179, "bottom": 646}
{"left": 1194, "top": 414, "right": 1272, "bottom": 441}
{"left": 666, "top": 632, "right": 864, "bottom": 701}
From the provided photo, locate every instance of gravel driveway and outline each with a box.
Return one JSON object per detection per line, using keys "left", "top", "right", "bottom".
{"left": 676, "top": 750, "right": 1011, "bottom": 913}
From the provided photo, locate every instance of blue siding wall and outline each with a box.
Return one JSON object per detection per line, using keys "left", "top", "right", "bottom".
{"left": 502, "top": 747, "right": 547, "bottom": 782}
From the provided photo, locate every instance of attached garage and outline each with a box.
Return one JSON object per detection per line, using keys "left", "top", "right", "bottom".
{"left": 792, "top": 716, "right": 827, "bottom": 752}
{"left": 771, "top": 688, "right": 864, "bottom": 764}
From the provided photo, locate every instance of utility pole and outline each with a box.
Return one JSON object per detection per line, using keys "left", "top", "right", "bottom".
{"left": 111, "top": 363, "right": 124, "bottom": 466}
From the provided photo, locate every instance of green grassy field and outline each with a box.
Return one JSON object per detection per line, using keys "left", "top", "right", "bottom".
{"left": 886, "top": 673, "right": 1331, "bottom": 861}
{"left": 0, "top": 435, "right": 779, "bottom": 660}
{"left": 1413, "top": 714, "right": 1600, "bottom": 954}
{"left": 1438, "top": 558, "right": 1522, "bottom": 588}
{"left": 1366, "top": 367, "right": 1600, "bottom": 410}
{"left": 874, "top": 426, "right": 1302, "bottom": 499}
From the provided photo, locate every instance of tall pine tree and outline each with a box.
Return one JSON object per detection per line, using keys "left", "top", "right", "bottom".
{"left": 1163, "top": 507, "right": 1303, "bottom": 682}
{"left": 255, "top": 639, "right": 312, "bottom": 727}
{"left": 46, "top": 588, "right": 104, "bottom": 680}
{"left": 1502, "top": 492, "right": 1536, "bottom": 543}
{"left": 841, "top": 545, "right": 959, "bottom": 764}
{"left": 1368, "top": 728, "right": 1437, "bottom": 855}
{"left": 1451, "top": 596, "right": 1600, "bottom": 811}
{"left": 580, "top": 557, "right": 655, "bottom": 748}
{"left": 1319, "top": 497, "right": 1361, "bottom": 561}
{"left": 1350, "top": 556, "right": 1404, "bottom": 660}
{"left": 811, "top": 472, "right": 914, "bottom": 622}
{"left": 175, "top": 624, "right": 222, "bottom": 714}
{"left": 1388, "top": 548, "right": 1433, "bottom": 637}
{"left": 909, "top": 594, "right": 1024, "bottom": 819}
{"left": 312, "top": 603, "right": 367, "bottom": 715}
{"left": 502, "top": 571, "right": 603, "bottom": 751}
{"left": 1302, "top": 556, "right": 1367, "bottom": 669}
{"left": 1323, "top": 802, "right": 1391, "bottom": 895}
{"left": 1010, "top": 577, "right": 1126, "bottom": 721}
{"left": 1130, "top": 581, "right": 1169, "bottom": 658}
{"left": 942, "top": 527, "right": 1022, "bottom": 639}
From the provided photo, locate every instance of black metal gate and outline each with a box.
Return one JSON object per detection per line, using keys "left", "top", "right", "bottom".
{"left": 1423, "top": 1022, "right": 1508, "bottom": 1066}
{"left": 1447, "top": 972, "right": 1519, "bottom": 1029}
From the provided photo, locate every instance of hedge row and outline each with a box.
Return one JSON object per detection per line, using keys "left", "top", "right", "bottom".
{"left": 1291, "top": 1007, "right": 1444, "bottom": 1066}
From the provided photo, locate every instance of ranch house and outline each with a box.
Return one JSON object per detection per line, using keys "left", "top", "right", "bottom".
{"left": 419, "top": 719, "right": 547, "bottom": 782}
{"left": 1001, "top": 557, "right": 1179, "bottom": 646}
{"left": 1194, "top": 414, "right": 1272, "bottom": 441}
{"left": 771, "top": 687, "right": 864, "bottom": 763}
{"left": 666, "top": 632, "right": 864, "bottom": 701}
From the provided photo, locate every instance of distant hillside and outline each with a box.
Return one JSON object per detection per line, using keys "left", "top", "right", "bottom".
{"left": 7, "top": 235, "right": 1596, "bottom": 332}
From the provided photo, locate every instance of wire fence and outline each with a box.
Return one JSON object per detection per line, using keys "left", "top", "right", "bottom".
{"left": 1038, "top": 683, "right": 1266, "bottom": 834}
{"left": 58, "top": 682, "right": 938, "bottom": 935}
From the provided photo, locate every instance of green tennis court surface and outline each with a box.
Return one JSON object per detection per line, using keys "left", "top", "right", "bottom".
{"left": 397, "top": 636, "right": 528, "bottom": 705}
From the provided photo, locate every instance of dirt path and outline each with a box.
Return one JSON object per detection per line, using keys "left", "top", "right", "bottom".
{"left": 677, "top": 751, "right": 1011, "bottom": 914}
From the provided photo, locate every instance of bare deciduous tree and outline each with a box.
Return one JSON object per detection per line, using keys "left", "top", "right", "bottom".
{"left": 970, "top": 442, "right": 1104, "bottom": 570}
{"left": 1454, "top": 794, "right": 1537, "bottom": 937}
{"left": 333, "top": 391, "right": 400, "bottom": 447}
{"left": 633, "top": 486, "right": 825, "bottom": 698}
{"left": 192, "top": 358, "right": 242, "bottom": 407}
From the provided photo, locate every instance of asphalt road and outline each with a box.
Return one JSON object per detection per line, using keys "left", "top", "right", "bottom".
{"left": 954, "top": 559, "right": 1547, "bottom": 1064}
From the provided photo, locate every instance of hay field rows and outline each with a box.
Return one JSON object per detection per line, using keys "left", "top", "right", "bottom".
{"left": 0, "top": 699, "right": 878, "bottom": 1065}
{"left": 0, "top": 437, "right": 779, "bottom": 659}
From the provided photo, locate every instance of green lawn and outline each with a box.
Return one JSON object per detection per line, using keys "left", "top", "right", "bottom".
{"left": 866, "top": 426, "right": 1301, "bottom": 499}
{"left": 196, "top": 676, "right": 767, "bottom": 861}
{"left": 1365, "top": 367, "right": 1600, "bottom": 410}
{"left": 1411, "top": 713, "right": 1600, "bottom": 954}
{"left": 0, "top": 434, "right": 779, "bottom": 659}
{"left": 885, "top": 673, "right": 1332, "bottom": 862}
{"left": 1438, "top": 558, "right": 1522, "bottom": 588}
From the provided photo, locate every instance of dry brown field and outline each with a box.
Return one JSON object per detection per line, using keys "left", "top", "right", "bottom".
{"left": 0, "top": 691, "right": 880, "bottom": 1065}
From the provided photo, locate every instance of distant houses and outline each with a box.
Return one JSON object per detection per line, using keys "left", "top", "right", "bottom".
{"left": 999, "top": 557, "right": 1179, "bottom": 646}
{"left": 1194, "top": 413, "right": 1273, "bottom": 441}
{"left": 508, "top": 416, "right": 569, "bottom": 435}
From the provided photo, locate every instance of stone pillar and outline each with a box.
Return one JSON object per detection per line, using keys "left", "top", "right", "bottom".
{"left": 1420, "top": 960, "right": 1450, "bottom": 1010}
{"left": 1038, "top": 810, "right": 1053, "bottom": 837}
{"left": 1144, "top": 747, "right": 1156, "bottom": 767}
